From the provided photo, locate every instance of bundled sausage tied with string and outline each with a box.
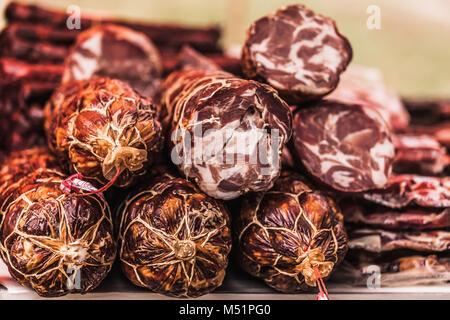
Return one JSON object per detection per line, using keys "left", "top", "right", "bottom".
{"left": 118, "top": 172, "right": 232, "bottom": 298}
{"left": 0, "top": 147, "right": 116, "bottom": 297}
{"left": 242, "top": 4, "right": 352, "bottom": 103}
{"left": 160, "top": 68, "right": 292, "bottom": 200}
{"left": 45, "top": 76, "right": 163, "bottom": 188}
{"left": 235, "top": 171, "right": 348, "bottom": 293}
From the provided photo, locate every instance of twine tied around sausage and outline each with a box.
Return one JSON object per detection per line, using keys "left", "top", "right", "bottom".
{"left": 296, "top": 247, "right": 333, "bottom": 300}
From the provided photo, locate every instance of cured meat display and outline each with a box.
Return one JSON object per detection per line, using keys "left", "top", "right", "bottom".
{"left": 118, "top": 172, "right": 232, "bottom": 297}
{"left": 242, "top": 4, "right": 352, "bottom": 103}
{"left": 0, "top": 147, "right": 116, "bottom": 297}
{"left": 340, "top": 200, "right": 450, "bottom": 230}
{"left": 235, "top": 171, "right": 348, "bottom": 293}
{"left": 290, "top": 100, "right": 395, "bottom": 193}
{"left": 393, "top": 134, "right": 448, "bottom": 175}
{"left": 327, "top": 65, "right": 410, "bottom": 131}
{"left": 0, "top": 0, "right": 448, "bottom": 300}
{"left": 348, "top": 229, "right": 449, "bottom": 253}
{"left": 45, "top": 77, "right": 163, "bottom": 187}
{"left": 362, "top": 175, "right": 450, "bottom": 208}
{"left": 162, "top": 68, "right": 292, "bottom": 200}
{"left": 62, "top": 24, "right": 162, "bottom": 99}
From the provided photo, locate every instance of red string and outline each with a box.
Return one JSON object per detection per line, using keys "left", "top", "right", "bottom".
{"left": 314, "top": 265, "right": 329, "bottom": 300}
{"left": 61, "top": 166, "right": 121, "bottom": 197}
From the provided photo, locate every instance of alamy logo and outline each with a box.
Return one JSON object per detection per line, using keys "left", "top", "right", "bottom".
{"left": 366, "top": 5, "right": 381, "bottom": 30}
{"left": 66, "top": 5, "right": 81, "bottom": 30}
{"left": 170, "top": 123, "right": 281, "bottom": 176}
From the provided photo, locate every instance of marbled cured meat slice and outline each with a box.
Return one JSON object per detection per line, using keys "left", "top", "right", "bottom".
{"left": 242, "top": 4, "right": 352, "bottom": 103}
{"left": 291, "top": 100, "right": 395, "bottom": 193}
{"left": 348, "top": 229, "right": 450, "bottom": 253}
{"left": 161, "top": 69, "right": 292, "bottom": 200}
{"left": 362, "top": 175, "right": 450, "bottom": 208}
{"left": 62, "top": 24, "right": 162, "bottom": 99}
{"left": 327, "top": 65, "right": 410, "bottom": 131}
{"left": 340, "top": 199, "right": 450, "bottom": 230}
{"left": 393, "top": 134, "right": 448, "bottom": 175}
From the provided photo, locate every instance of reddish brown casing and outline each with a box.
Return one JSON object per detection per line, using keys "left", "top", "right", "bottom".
{"left": 0, "top": 147, "right": 116, "bottom": 297}
{"left": 235, "top": 171, "right": 348, "bottom": 293}
{"left": 117, "top": 172, "right": 232, "bottom": 298}
{"left": 45, "top": 77, "right": 163, "bottom": 188}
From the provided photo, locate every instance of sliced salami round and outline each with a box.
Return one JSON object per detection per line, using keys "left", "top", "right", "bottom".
{"left": 291, "top": 100, "right": 395, "bottom": 193}
{"left": 162, "top": 69, "right": 292, "bottom": 200}
{"left": 62, "top": 24, "right": 162, "bottom": 99}
{"left": 242, "top": 4, "right": 352, "bottom": 103}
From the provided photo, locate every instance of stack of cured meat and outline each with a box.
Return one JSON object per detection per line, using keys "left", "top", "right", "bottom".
{"left": 0, "top": 1, "right": 240, "bottom": 153}
{"left": 328, "top": 67, "right": 450, "bottom": 286}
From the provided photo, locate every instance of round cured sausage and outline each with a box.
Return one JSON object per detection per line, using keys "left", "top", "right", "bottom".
{"left": 118, "top": 172, "right": 231, "bottom": 297}
{"left": 235, "top": 171, "right": 348, "bottom": 293}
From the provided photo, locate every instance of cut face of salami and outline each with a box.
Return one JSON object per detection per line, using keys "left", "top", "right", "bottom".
{"left": 162, "top": 68, "right": 292, "bottom": 200}
{"left": 393, "top": 134, "right": 448, "bottom": 175}
{"left": 0, "top": 148, "right": 116, "bottom": 297}
{"left": 62, "top": 24, "right": 162, "bottom": 99}
{"left": 118, "top": 173, "right": 231, "bottom": 298}
{"left": 348, "top": 229, "right": 450, "bottom": 253}
{"left": 362, "top": 175, "right": 450, "bottom": 208}
{"left": 340, "top": 199, "right": 450, "bottom": 230}
{"left": 242, "top": 4, "right": 352, "bottom": 103}
{"left": 45, "top": 77, "right": 163, "bottom": 188}
{"left": 327, "top": 65, "right": 410, "bottom": 131}
{"left": 291, "top": 100, "right": 395, "bottom": 193}
{"left": 235, "top": 171, "right": 348, "bottom": 293}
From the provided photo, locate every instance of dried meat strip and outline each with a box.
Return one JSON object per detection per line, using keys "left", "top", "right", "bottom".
{"left": 242, "top": 4, "right": 352, "bottom": 103}
{"left": 348, "top": 229, "right": 450, "bottom": 253}
{"left": 290, "top": 100, "right": 395, "bottom": 193}
{"left": 340, "top": 199, "right": 450, "bottom": 230}
{"left": 362, "top": 175, "right": 450, "bottom": 208}
{"left": 393, "top": 134, "right": 448, "bottom": 175}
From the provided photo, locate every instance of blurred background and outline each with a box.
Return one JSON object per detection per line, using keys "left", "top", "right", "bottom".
{"left": 0, "top": 0, "right": 449, "bottom": 98}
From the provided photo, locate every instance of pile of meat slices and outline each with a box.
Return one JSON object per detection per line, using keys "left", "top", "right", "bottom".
{"left": 0, "top": 1, "right": 448, "bottom": 298}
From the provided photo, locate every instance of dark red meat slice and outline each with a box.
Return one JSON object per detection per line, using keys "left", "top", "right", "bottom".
{"left": 242, "top": 4, "right": 352, "bottom": 103}
{"left": 291, "top": 100, "right": 395, "bottom": 192}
